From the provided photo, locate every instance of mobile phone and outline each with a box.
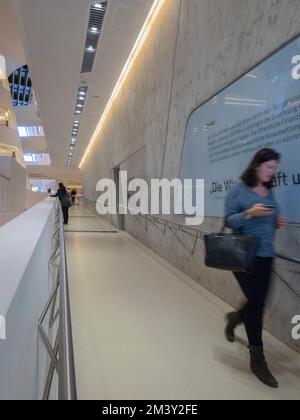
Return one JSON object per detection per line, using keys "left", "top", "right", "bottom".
{"left": 263, "top": 204, "right": 276, "bottom": 209}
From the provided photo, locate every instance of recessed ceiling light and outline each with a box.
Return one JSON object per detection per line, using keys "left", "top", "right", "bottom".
{"left": 89, "top": 27, "right": 99, "bottom": 33}
{"left": 86, "top": 46, "right": 95, "bottom": 53}
{"left": 79, "top": 0, "right": 165, "bottom": 168}
{"left": 77, "top": 104, "right": 83, "bottom": 108}
{"left": 93, "top": 3, "right": 103, "bottom": 10}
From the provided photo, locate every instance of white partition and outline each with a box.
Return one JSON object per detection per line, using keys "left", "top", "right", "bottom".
{"left": 25, "top": 190, "right": 48, "bottom": 209}
{"left": 0, "top": 198, "right": 56, "bottom": 400}
{"left": 0, "top": 156, "right": 26, "bottom": 213}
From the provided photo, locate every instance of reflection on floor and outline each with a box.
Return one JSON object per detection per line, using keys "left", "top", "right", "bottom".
{"left": 66, "top": 204, "right": 300, "bottom": 400}
{"left": 65, "top": 204, "right": 118, "bottom": 233}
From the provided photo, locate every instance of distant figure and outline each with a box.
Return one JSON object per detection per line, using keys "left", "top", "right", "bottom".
{"left": 71, "top": 189, "right": 77, "bottom": 206}
{"left": 47, "top": 188, "right": 52, "bottom": 194}
{"left": 53, "top": 183, "right": 71, "bottom": 224}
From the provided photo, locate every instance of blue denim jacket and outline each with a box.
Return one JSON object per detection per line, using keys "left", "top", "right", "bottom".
{"left": 225, "top": 182, "right": 279, "bottom": 257}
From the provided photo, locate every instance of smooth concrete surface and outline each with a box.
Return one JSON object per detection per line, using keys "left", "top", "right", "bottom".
{"left": 25, "top": 191, "right": 48, "bottom": 209}
{"left": 66, "top": 206, "right": 300, "bottom": 400}
{"left": 0, "top": 197, "right": 56, "bottom": 400}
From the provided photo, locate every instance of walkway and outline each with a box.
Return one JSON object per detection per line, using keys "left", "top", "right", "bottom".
{"left": 65, "top": 204, "right": 300, "bottom": 400}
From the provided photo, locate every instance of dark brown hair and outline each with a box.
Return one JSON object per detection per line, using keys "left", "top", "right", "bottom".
{"left": 58, "top": 182, "right": 67, "bottom": 192}
{"left": 241, "top": 148, "right": 281, "bottom": 189}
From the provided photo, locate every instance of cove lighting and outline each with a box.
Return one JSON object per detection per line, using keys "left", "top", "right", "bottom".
{"left": 79, "top": 0, "right": 167, "bottom": 168}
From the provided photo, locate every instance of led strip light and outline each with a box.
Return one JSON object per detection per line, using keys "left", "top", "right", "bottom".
{"left": 79, "top": 0, "right": 167, "bottom": 169}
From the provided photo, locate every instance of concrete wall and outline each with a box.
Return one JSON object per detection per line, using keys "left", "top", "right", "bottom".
{"left": 0, "top": 211, "right": 22, "bottom": 227}
{"left": 81, "top": 0, "right": 300, "bottom": 351}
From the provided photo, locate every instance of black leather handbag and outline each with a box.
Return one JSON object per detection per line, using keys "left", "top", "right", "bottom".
{"left": 204, "top": 226, "right": 260, "bottom": 273}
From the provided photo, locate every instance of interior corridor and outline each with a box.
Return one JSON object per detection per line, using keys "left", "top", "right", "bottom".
{"left": 65, "top": 203, "right": 300, "bottom": 400}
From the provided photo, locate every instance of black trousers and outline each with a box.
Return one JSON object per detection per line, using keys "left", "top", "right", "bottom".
{"left": 234, "top": 257, "right": 273, "bottom": 347}
{"left": 62, "top": 206, "right": 69, "bottom": 225}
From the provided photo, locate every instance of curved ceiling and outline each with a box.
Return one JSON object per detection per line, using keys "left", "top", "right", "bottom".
{"left": 0, "top": 0, "right": 27, "bottom": 76}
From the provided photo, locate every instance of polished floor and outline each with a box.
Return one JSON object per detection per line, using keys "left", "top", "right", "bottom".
{"left": 66, "top": 204, "right": 300, "bottom": 400}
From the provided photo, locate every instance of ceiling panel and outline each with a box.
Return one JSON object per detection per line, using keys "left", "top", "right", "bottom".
{"left": 13, "top": 0, "right": 153, "bottom": 183}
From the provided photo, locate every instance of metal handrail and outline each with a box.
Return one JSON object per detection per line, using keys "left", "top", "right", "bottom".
{"left": 134, "top": 213, "right": 300, "bottom": 299}
{"left": 276, "top": 253, "right": 300, "bottom": 265}
{"left": 38, "top": 200, "right": 77, "bottom": 400}
{"left": 80, "top": 204, "right": 299, "bottom": 266}
{"left": 58, "top": 208, "right": 77, "bottom": 400}
{"left": 135, "top": 213, "right": 300, "bottom": 264}
{"left": 81, "top": 202, "right": 300, "bottom": 299}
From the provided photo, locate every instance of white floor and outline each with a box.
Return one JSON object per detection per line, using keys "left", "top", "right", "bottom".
{"left": 66, "top": 205, "right": 300, "bottom": 400}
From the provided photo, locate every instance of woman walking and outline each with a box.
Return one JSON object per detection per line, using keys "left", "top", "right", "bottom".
{"left": 53, "top": 183, "right": 72, "bottom": 224}
{"left": 225, "top": 148, "right": 288, "bottom": 388}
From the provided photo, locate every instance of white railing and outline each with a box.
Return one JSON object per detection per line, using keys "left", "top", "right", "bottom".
{"left": 0, "top": 198, "right": 77, "bottom": 400}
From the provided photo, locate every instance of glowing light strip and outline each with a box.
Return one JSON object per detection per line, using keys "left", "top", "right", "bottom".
{"left": 225, "top": 102, "right": 267, "bottom": 107}
{"left": 225, "top": 97, "right": 267, "bottom": 103}
{"left": 79, "top": 0, "right": 167, "bottom": 169}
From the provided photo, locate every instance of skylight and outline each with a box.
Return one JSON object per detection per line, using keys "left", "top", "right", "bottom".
{"left": 23, "top": 153, "right": 51, "bottom": 165}
{"left": 18, "top": 125, "right": 44, "bottom": 137}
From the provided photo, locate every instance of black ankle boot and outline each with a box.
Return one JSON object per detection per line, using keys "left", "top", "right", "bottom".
{"left": 225, "top": 311, "right": 242, "bottom": 343}
{"left": 249, "top": 346, "right": 278, "bottom": 388}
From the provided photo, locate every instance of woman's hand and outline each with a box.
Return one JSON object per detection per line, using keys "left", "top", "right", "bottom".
{"left": 277, "top": 216, "right": 289, "bottom": 228}
{"left": 244, "top": 203, "right": 275, "bottom": 218}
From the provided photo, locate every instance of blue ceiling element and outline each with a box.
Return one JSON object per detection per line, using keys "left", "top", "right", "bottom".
{"left": 8, "top": 65, "right": 33, "bottom": 106}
